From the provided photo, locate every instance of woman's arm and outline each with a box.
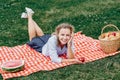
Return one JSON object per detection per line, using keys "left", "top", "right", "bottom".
{"left": 47, "top": 36, "right": 62, "bottom": 63}
{"left": 61, "top": 57, "right": 85, "bottom": 63}
{"left": 67, "top": 43, "right": 74, "bottom": 59}
{"left": 67, "top": 33, "right": 74, "bottom": 59}
{"left": 61, "top": 58, "right": 81, "bottom": 63}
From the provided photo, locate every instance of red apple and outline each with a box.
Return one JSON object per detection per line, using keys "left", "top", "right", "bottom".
{"left": 112, "top": 32, "right": 116, "bottom": 36}
{"left": 78, "top": 57, "right": 85, "bottom": 62}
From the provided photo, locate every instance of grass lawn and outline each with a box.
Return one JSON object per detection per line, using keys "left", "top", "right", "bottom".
{"left": 0, "top": 0, "right": 120, "bottom": 80}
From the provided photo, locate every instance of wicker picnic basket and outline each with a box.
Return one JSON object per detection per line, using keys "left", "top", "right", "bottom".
{"left": 98, "top": 24, "right": 120, "bottom": 54}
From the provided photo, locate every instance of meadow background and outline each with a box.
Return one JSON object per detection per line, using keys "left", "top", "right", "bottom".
{"left": 0, "top": 0, "right": 120, "bottom": 80}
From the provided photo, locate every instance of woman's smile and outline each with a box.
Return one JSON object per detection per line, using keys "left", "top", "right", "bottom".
{"left": 58, "top": 28, "right": 71, "bottom": 45}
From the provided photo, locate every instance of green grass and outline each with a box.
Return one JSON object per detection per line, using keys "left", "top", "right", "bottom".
{"left": 0, "top": 0, "right": 120, "bottom": 80}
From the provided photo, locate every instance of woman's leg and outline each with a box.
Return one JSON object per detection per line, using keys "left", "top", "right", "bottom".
{"left": 27, "top": 14, "right": 44, "bottom": 41}
{"left": 33, "top": 20, "right": 44, "bottom": 36}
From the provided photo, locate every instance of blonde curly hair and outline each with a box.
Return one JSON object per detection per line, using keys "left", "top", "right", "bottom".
{"left": 55, "top": 23, "right": 75, "bottom": 35}
{"left": 54, "top": 23, "right": 75, "bottom": 46}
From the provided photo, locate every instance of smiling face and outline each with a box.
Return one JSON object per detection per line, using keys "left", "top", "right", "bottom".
{"left": 55, "top": 23, "right": 74, "bottom": 46}
{"left": 58, "top": 28, "right": 71, "bottom": 45}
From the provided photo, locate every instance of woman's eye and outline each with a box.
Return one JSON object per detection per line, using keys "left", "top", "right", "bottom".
{"left": 61, "top": 34, "right": 64, "bottom": 36}
{"left": 66, "top": 34, "right": 70, "bottom": 37}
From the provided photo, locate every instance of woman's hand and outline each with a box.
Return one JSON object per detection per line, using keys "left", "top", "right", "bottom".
{"left": 67, "top": 32, "right": 74, "bottom": 59}
{"left": 61, "top": 58, "right": 85, "bottom": 64}
{"left": 67, "top": 32, "right": 74, "bottom": 47}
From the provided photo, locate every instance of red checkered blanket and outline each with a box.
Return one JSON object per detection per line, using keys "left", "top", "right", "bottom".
{"left": 0, "top": 32, "right": 119, "bottom": 80}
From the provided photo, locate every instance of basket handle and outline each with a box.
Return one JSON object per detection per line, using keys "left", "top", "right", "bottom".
{"left": 101, "top": 24, "right": 119, "bottom": 34}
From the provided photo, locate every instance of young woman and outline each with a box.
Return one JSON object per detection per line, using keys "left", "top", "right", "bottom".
{"left": 21, "top": 7, "right": 81, "bottom": 63}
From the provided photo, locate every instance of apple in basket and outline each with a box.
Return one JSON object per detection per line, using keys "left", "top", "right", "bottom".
{"left": 108, "top": 32, "right": 116, "bottom": 37}
{"left": 103, "top": 32, "right": 118, "bottom": 40}
{"left": 108, "top": 32, "right": 119, "bottom": 40}
{"left": 1, "top": 60, "right": 24, "bottom": 72}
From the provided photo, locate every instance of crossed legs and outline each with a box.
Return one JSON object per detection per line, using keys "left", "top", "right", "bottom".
{"left": 27, "top": 14, "right": 44, "bottom": 41}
